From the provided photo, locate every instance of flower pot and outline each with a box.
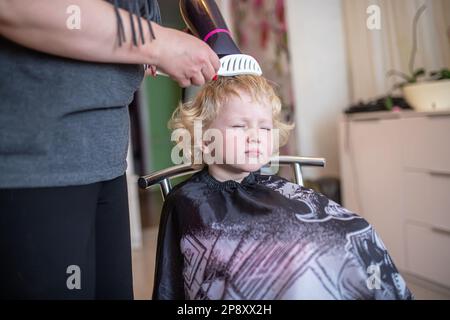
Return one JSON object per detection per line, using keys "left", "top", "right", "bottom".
{"left": 402, "top": 79, "right": 450, "bottom": 112}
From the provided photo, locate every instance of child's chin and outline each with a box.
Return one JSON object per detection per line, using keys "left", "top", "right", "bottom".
{"left": 231, "top": 163, "right": 265, "bottom": 173}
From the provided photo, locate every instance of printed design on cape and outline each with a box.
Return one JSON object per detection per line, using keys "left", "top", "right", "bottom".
{"left": 182, "top": 232, "right": 347, "bottom": 300}
{"left": 342, "top": 226, "right": 411, "bottom": 300}
{"left": 261, "top": 176, "right": 358, "bottom": 222}
{"left": 179, "top": 176, "right": 413, "bottom": 300}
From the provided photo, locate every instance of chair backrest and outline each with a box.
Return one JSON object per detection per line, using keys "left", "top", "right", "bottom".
{"left": 138, "top": 155, "right": 326, "bottom": 201}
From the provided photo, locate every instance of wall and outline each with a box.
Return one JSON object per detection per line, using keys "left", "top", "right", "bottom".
{"left": 285, "top": 0, "right": 350, "bottom": 179}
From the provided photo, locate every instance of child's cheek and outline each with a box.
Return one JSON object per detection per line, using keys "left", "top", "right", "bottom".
{"left": 222, "top": 131, "right": 239, "bottom": 163}
{"left": 268, "top": 133, "right": 275, "bottom": 155}
{"left": 259, "top": 130, "right": 273, "bottom": 157}
{"left": 265, "top": 139, "right": 273, "bottom": 157}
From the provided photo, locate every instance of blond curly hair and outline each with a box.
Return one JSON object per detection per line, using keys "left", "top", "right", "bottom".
{"left": 168, "top": 75, "right": 294, "bottom": 162}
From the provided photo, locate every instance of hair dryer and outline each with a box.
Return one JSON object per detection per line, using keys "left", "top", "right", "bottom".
{"left": 179, "top": 0, "right": 262, "bottom": 77}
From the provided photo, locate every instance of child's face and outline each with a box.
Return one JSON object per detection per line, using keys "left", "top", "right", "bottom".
{"left": 204, "top": 89, "right": 274, "bottom": 173}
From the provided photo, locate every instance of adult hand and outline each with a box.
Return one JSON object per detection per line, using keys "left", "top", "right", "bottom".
{"left": 150, "top": 24, "right": 220, "bottom": 87}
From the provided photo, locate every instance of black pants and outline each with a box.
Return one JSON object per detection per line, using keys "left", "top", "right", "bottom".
{"left": 0, "top": 174, "right": 133, "bottom": 299}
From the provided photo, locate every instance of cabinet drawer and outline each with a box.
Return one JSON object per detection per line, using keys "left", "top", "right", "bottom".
{"left": 403, "top": 170, "right": 450, "bottom": 230}
{"left": 406, "top": 223, "right": 450, "bottom": 288}
{"left": 402, "top": 116, "right": 450, "bottom": 173}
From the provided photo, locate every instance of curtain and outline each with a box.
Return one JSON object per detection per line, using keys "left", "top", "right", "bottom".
{"left": 342, "top": 0, "right": 450, "bottom": 104}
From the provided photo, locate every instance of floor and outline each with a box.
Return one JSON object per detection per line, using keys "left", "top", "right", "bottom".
{"left": 132, "top": 227, "right": 158, "bottom": 300}
{"left": 131, "top": 226, "right": 450, "bottom": 300}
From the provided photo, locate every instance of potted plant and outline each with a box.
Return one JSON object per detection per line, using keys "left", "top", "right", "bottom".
{"left": 387, "top": 4, "right": 450, "bottom": 112}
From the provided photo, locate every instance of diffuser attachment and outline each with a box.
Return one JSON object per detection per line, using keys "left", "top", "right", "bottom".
{"left": 179, "top": 0, "right": 262, "bottom": 76}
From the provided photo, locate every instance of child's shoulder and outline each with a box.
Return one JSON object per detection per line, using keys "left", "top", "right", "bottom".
{"left": 164, "top": 168, "right": 209, "bottom": 202}
{"left": 256, "top": 172, "right": 361, "bottom": 222}
{"left": 256, "top": 172, "right": 330, "bottom": 199}
{"left": 255, "top": 172, "right": 310, "bottom": 194}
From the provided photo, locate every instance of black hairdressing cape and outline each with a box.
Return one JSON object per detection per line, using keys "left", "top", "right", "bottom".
{"left": 152, "top": 167, "right": 413, "bottom": 300}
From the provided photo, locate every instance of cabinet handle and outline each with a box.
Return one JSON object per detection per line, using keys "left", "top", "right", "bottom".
{"left": 352, "top": 118, "right": 381, "bottom": 122}
{"left": 426, "top": 112, "right": 450, "bottom": 118}
{"left": 431, "top": 226, "right": 450, "bottom": 236}
{"left": 429, "top": 171, "right": 450, "bottom": 177}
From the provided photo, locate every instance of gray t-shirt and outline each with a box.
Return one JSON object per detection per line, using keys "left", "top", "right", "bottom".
{"left": 0, "top": 0, "right": 160, "bottom": 188}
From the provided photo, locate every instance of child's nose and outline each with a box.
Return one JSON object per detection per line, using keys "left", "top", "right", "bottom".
{"left": 247, "top": 129, "right": 261, "bottom": 143}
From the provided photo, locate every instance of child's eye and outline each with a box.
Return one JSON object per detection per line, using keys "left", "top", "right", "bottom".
{"left": 232, "top": 125, "right": 246, "bottom": 128}
{"left": 261, "top": 127, "right": 272, "bottom": 131}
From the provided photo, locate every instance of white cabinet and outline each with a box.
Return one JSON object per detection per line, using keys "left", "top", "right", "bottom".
{"left": 402, "top": 115, "right": 450, "bottom": 174}
{"left": 338, "top": 111, "right": 450, "bottom": 290}
{"left": 405, "top": 223, "right": 450, "bottom": 288}
{"left": 403, "top": 170, "right": 450, "bottom": 232}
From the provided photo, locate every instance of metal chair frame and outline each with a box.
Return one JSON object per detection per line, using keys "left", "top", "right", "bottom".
{"left": 138, "top": 156, "right": 326, "bottom": 201}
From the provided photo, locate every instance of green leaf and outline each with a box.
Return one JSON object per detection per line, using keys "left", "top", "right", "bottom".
{"left": 413, "top": 68, "right": 425, "bottom": 77}
{"left": 429, "top": 68, "right": 450, "bottom": 80}
{"left": 440, "top": 69, "right": 450, "bottom": 79}
{"left": 385, "top": 96, "right": 393, "bottom": 110}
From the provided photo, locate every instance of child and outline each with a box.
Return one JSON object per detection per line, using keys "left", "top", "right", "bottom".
{"left": 152, "top": 75, "right": 413, "bottom": 300}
